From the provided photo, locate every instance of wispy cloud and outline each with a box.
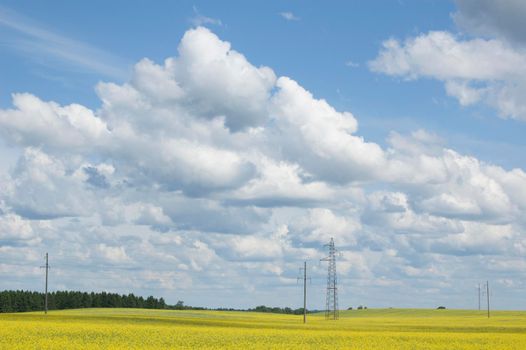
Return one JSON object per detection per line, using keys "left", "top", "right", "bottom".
{"left": 0, "top": 6, "right": 128, "bottom": 80}
{"left": 279, "top": 12, "right": 300, "bottom": 21}
{"left": 191, "top": 6, "right": 222, "bottom": 27}
{"left": 345, "top": 60, "right": 359, "bottom": 68}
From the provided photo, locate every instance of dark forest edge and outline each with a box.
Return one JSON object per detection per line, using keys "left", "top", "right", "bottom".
{"left": 0, "top": 290, "right": 172, "bottom": 313}
{"left": 0, "top": 290, "right": 318, "bottom": 314}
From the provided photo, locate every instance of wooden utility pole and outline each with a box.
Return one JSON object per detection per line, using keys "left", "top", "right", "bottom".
{"left": 478, "top": 283, "right": 481, "bottom": 311}
{"left": 297, "top": 261, "right": 310, "bottom": 323}
{"left": 303, "top": 261, "right": 307, "bottom": 324}
{"left": 40, "top": 253, "right": 50, "bottom": 314}
{"left": 486, "top": 281, "right": 490, "bottom": 318}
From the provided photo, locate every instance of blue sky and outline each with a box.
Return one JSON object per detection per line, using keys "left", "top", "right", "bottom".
{"left": 0, "top": 1, "right": 525, "bottom": 310}
{"left": 2, "top": 1, "right": 524, "bottom": 168}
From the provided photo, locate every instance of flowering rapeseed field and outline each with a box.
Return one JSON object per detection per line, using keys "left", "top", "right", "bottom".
{"left": 1, "top": 308, "right": 525, "bottom": 349}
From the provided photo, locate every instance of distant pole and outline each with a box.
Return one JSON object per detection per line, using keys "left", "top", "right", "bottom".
{"left": 303, "top": 261, "right": 307, "bottom": 324}
{"left": 40, "top": 253, "right": 49, "bottom": 314}
{"left": 297, "top": 261, "right": 309, "bottom": 323}
{"left": 45, "top": 253, "right": 48, "bottom": 314}
{"left": 478, "top": 283, "right": 481, "bottom": 311}
{"left": 486, "top": 281, "right": 490, "bottom": 318}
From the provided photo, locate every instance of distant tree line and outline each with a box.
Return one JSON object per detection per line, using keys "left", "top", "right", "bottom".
{"left": 1, "top": 290, "right": 320, "bottom": 315}
{"left": 247, "top": 305, "right": 318, "bottom": 315}
{"left": 169, "top": 300, "right": 206, "bottom": 311}
{"left": 0, "top": 290, "right": 168, "bottom": 313}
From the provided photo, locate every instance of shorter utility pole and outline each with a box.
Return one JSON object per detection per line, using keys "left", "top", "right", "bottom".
{"left": 303, "top": 261, "right": 307, "bottom": 323}
{"left": 297, "top": 261, "right": 311, "bottom": 324}
{"left": 40, "top": 253, "right": 50, "bottom": 314}
{"left": 486, "top": 280, "right": 490, "bottom": 318}
{"left": 478, "top": 283, "right": 481, "bottom": 311}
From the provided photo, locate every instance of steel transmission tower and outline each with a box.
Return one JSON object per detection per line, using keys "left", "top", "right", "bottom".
{"left": 321, "top": 238, "right": 339, "bottom": 320}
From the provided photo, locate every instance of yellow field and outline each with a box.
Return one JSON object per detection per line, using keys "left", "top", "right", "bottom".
{"left": 1, "top": 308, "right": 525, "bottom": 349}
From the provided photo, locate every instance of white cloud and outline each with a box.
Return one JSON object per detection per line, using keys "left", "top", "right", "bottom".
{"left": 99, "top": 200, "right": 172, "bottom": 227}
{"left": 384, "top": 133, "right": 519, "bottom": 223}
{"left": 172, "top": 27, "right": 276, "bottom": 131}
{"left": 0, "top": 212, "right": 36, "bottom": 242}
{"left": 0, "top": 26, "right": 525, "bottom": 308}
{"left": 444, "top": 80, "right": 485, "bottom": 106}
{"left": 96, "top": 28, "right": 276, "bottom": 132}
{"left": 131, "top": 58, "right": 185, "bottom": 102}
{"left": 230, "top": 158, "right": 334, "bottom": 206}
{"left": 369, "top": 31, "right": 526, "bottom": 120}
{"left": 0, "top": 93, "right": 109, "bottom": 151}
{"left": 279, "top": 12, "right": 300, "bottom": 21}
{"left": 230, "top": 234, "right": 284, "bottom": 259}
{"left": 270, "top": 76, "right": 385, "bottom": 183}
{"left": 6, "top": 148, "right": 94, "bottom": 219}
{"left": 364, "top": 191, "right": 463, "bottom": 236}
{"left": 97, "top": 243, "right": 130, "bottom": 263}
{"left": 433, "top": 221, "right": 516, "bottom": 255}
{"left": 289, "top": 208, "right": 361, "bottom": 245}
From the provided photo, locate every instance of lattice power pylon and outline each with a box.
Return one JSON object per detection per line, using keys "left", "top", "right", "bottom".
{"left": 321, "top": 238, "right": 339, "bottom": 320}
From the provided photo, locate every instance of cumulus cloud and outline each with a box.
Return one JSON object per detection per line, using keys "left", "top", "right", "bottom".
{"left": 369, "top": 31, "right": 526, "bottom": 120}
{"left": 97, "top": 243, "right": 130, "bottom": 263}
{"left": 433, "top": 221, "right": 516, "bottom": 255}
{"left": 0, "top": 26, "right": 525, "bottom": 308}
{"left": 0, "top": 93, "right": 109, "bottom": 151}
{"left": 6, "top": 148, "right": 94, "bottom": 219}
{"left": 0, "top": 212, "right": 37, "bottom": 243}
{"left": 95, "top": 27, "right": 276, "bottom": 133}
{"left": 289, "top": 208, "right": 361, "bottom": 246}
{"left": 270, "top": 77, "right": 385, "bottom": 183}
{"left": 229, "top": 158, "right": 334, "bottom": 207}
{"left": 230, "top": 233, "right": 285, "bottom": 260}
{"left": 172, "top": 27, "right": 276, "bottom": 131}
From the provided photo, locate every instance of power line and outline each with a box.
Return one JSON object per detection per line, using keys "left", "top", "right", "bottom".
{"left": 321, "top": 238, "right": 339, "bottom": 320}
{"left": 39, "top": 253, "right": 50, "bottom": 314}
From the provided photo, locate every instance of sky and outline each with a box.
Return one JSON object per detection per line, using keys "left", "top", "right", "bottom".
{"left": 0, "top": 0, "right": 525, "bottom": 310}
